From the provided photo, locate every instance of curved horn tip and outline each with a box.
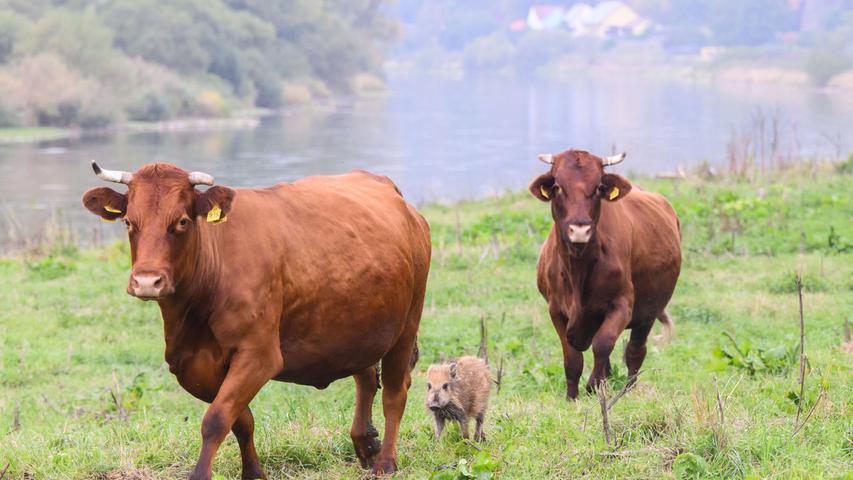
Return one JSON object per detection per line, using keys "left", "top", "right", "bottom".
{"left": 188, "top": 172, "right": 215, "bottom": 186}
{"left": 538, "top": 154, "right": 554, "bottom": 164}
{"left": 603, "top": 152, "right": 627, "bottom": 166}
{"left": 91, "top": 160, "right": 101, "bottom": 174}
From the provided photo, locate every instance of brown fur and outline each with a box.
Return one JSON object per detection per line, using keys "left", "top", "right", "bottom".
{"left": 529, "top": 150, "right": 681, "bottom": 399}
{"left": 81, "top": 164, "right": 431, "bottom": 478}
{"left": 425, "top": 356, "right": 491, "bottom": 441}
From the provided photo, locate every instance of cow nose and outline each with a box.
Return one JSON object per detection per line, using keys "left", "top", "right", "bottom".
{"left": 567, "top": 224, "right": 593, "bottom": 243}
{"left": 130, "top": 273, "right": 165, "bottom": 299}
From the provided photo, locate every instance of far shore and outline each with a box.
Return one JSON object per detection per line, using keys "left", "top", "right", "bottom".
{"left": 0, "top": 113, "right": 269, "bottom": 146}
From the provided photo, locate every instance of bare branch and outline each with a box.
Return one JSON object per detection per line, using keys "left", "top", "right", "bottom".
{"left": 714, "top": 378, "right": 727, "bottom": 450}
{"left": 597, "top": 384, "right": 611, "bottom": 447}
{"left": 41, "top": 394, "right": 62, "bottom": 414}
{"left": 495, "top": 357, "right": 504, "bottom": 395}
{"left": 607, "top": 369, "right": 651, "bottom": 411}
{"left": 792, "top": 387, "right": 825, "bottom": 437}
{"left": 795, "top": 272, "right": 806, "bottom": 428}
{"left": 11, "top": 405, "right": 20, "bottom": 432}
{"left": 478, "top": 314, "right": 489, "bottom": 364}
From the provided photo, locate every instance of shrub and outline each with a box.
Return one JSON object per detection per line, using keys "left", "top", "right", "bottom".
{"left": 514, "top": 30, "right": 575, "bottom": 72}
{"left": 710, "top": 331, "right": 797, "bottom": 376}
{"left": 0, "top": 100, "right": 18, "bottom": 127}
{"left": 26, "top": 256, "right": 76, "bottom": 281}
{"left": 463, "top": 32, "right": 516, "bottom": 71}
{"left": 0, "top": 53, "right": 117, "bottom": 127}
{"left": 838, "top": 153, "right": 853, "bottom": 174}
{"left": 805, "top": 38, "right": 851, "bottom": 86}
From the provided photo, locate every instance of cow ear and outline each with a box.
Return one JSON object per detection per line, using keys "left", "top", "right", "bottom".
{"left": 195, "top": 186, "right": 236, "bottom": 224}
{"left": 82, "top": 187, "right": 127, "bottom": 222}
{"left": 599, "top": 173, "right": 632, "bottom": 202}
{"left": 529, "top": 173, "right": 555, "bottom": 202}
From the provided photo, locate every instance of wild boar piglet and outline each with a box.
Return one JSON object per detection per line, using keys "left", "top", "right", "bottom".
{"left": 425, "top": 356, "right": 491, "bottom": 441}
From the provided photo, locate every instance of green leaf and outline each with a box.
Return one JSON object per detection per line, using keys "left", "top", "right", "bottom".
{"left": 673, "top": 452, "right": 709, "bottom": 479}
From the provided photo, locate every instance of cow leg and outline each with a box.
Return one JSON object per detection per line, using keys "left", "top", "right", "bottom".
{"left": 624, "top": 322, "right": 653, "bottom": 387}
{"left": 372, "top": 332, "right": 417, "bottom": 476}
{"left": 551, "top": 310, "right": 584, "bottom": 399}
{"left": 586, "top": 299, "right": 631, "bottom": 393}
{"left": 232, "top": 407, "right": 266, "bottom": 479}
{"left": 189, "top": 350, "right": 281, "bottom": 480}
{"left": 350, "top": 366, "right": 381, "bottom": 469}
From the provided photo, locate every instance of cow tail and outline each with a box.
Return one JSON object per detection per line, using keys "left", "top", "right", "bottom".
{"left": 653, "top": 310, "right": 674, "bottom": 346}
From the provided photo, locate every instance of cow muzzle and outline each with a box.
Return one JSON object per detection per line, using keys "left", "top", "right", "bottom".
{"left": 128, "top": 271, "right": 174, "bottom": 300}
{"left": 567, "top": 224, "right": 593, "bottom": 243}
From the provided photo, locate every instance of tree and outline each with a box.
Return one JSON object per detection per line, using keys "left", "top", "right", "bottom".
{"left": 18, "top": 7, "right": 116, "bottom": 72}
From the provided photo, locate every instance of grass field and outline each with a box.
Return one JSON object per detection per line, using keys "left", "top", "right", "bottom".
{"left": 1, "top": 161, "right": 851, "bottom": 479}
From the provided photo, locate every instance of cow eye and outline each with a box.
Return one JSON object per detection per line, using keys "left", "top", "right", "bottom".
{"left": 442, "top": 383, "right": 448, "bottom": 390}
{"left": 179, "top": 218, "right": 190, "bottom": 227}
{"left": 427, "top": 383, "right": 431, "bottom": 390}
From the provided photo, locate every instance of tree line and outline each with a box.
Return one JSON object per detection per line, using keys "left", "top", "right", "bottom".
{"left": 0, "top": 0, "right": 398, "bottom": 128}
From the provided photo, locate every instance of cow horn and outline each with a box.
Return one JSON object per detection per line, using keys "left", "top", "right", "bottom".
{"left": 538, "top": 154, "right": 554, "bottom": 164}
{"left": 602, "top": 152, "right": 626, "bottom": 167}
{"left": 187, "top": 171, "right": 215, "bottom": 186}
{"left": 91, "top": 160, "right": 132, "bottom": 184}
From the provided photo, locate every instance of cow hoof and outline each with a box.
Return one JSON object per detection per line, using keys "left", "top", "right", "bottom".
{"left": 371, "top": 457, "right": 397, "bottom": 476}
{"left": 188, "top": 469, "right": 210, "bottom": 480}
{"left": 241, "top": 465, "right": 267, "bottom": 479}
{"left": 354, "top": 426, "right": 382, "bottom": 469}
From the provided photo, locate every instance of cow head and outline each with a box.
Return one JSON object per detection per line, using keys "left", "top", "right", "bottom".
{"left": 529, "top": 149, "right": 632, "bottom": 247}
{"left": 81, "top": 162, "right": 236, "bottom": 300}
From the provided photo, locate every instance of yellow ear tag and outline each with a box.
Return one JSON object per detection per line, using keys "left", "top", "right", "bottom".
{"left": 100, "top": 217, "right": 116, "bottom": 223}
{"left": 540, "top": 185, "right": 550, "bottom": 199}
{"left": 609, "top": 186, "right": 620, "bottom": 200}
{"left": 206, "top": 205, "right": 222, "bottom": 223}
{"left": 104, "top": 205, "right": 121, "bottom": 214}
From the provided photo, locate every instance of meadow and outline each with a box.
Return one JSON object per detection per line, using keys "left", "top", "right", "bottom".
{"left": 1, "top": 160, "right": 851, "bottom": 479}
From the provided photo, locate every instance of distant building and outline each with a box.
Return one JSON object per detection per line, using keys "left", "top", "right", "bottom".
{"left": 527, "top": 5, "right": 568, "bottom": 31}
{"left": 518, "top": 2, "right": 651, "bottom": 37}
{"left": 565, "top": 1, "right": 651, "bottom": 38}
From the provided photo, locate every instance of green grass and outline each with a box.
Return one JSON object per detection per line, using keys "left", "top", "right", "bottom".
{"left": 1, "top": 163, "right": 851, "bottom": 479}
{"left": 0, "top": 127, "right": 73, "bottom": 143}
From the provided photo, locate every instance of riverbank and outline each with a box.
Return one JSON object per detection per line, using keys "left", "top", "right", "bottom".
{"left": 1, "top": 162, "right": 850, "bottom": 478}
{"left": 0, "top": 114, "right": 268, "bottom": 146}
{"left": 0, "top": 75, "right": 389, "bottom": 146}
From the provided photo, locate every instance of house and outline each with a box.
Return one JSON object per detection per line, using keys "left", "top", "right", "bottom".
{"left": 564, "top": 1, "right": 651, "bottom": 38}
{"left": 527, "top": 5, "right": 567, "bottom": 31}
{"left": 517, "top": 2, "right": 651, "bottom": 37}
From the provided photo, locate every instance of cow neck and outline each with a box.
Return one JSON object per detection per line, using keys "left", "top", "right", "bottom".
{"left": 558, "top": 234, "right": 601, "bottom": 309}
{"left": 158, "top": 223, "right": 221, "bottom": 323}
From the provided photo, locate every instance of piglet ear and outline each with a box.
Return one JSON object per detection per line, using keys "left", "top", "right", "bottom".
{"left": 449, "top": 362, "right": 457, "bottom": 378}
{"left": 195, "top": 186, "right": 236, "bottom": 224}
{"left": 82, "top": 187, "right": 127, "bottom": 222}
{"left": 599, "top": 173, "right": 632, "bottom": 202}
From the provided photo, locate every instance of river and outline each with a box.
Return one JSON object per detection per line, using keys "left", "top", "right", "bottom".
{"left": 0, "top": 75, "right": 851, "bottom": 251}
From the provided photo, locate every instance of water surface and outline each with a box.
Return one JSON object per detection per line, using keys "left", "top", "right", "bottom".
{"left": 1, "top": 75, "right": 850, "bottom": 251}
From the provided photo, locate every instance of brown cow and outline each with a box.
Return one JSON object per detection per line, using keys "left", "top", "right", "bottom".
{"left": 81, "top": 162, "right": 431, "bottom": 479}
{"left": 529, "top": 149, "right": 681, "bottom": 399}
